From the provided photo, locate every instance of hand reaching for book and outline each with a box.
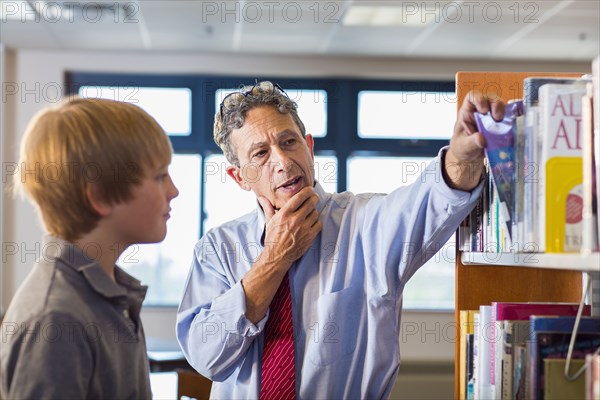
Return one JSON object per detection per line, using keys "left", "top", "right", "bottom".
{"left": 444, "top": 91, "right": 506, "bottom": 191}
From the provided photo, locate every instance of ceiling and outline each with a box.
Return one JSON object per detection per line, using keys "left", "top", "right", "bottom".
{"left": 0, "top": 0, "right": 598, "bottom": 61}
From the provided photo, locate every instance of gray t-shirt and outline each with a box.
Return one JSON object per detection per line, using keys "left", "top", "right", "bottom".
{"left": 0, "top": 235, "right": 152, "bottom": 399}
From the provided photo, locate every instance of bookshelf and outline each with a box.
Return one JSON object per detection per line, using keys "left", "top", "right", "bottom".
{"left": 461, "top": 251, "right": 600, "bottom": 272}
{"left": 453, "top": 71, "right": 589, "bottom": 399}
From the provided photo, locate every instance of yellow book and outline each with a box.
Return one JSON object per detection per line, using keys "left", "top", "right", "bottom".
{"left": 538, "top": 82, "right": 588, "bottom": 252}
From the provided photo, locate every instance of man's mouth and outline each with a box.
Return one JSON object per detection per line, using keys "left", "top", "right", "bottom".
{"left": 277, "top": 176, "right": 303, "bottom": 190}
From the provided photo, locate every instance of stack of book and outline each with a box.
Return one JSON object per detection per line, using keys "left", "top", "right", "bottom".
{"left": 458, "top": 302, "right": 600, "bottom": 400}
{"left": 460, "top": 55, "right": 600, "bottom": 255}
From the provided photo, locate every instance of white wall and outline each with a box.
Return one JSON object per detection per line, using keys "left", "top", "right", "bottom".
{"left": 1, "top": 50, "right": 590, "bottom": 366}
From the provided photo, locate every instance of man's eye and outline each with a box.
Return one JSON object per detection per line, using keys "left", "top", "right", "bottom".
{"left": 284, "top": 139, "right": 296, "bottom": 146}
{"left": 253, "top": 151, "right": 266, "bottom": 158}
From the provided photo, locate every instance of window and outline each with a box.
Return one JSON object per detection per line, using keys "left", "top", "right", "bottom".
{"left": 68, "top": 73, "right": 456, "bottom": 310}
{"left": 358, "top": 90, "right": 456, "bottom": 139}
{"left": 347, "top": 157, "right": 456, "bottom": 310}
{"left": 78, "top": 86, "right": 192, "bottom": 136}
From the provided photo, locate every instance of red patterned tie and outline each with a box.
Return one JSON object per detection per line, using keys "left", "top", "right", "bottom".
{"left": 259, "top": 274, "right": 296, "bottom": 399}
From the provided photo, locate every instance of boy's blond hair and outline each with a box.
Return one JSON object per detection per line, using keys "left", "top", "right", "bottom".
{"left": 16, "top": 97, "right": 173, "bottom": 242}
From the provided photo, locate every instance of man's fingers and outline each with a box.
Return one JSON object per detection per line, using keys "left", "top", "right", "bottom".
{"left": 281, "top": 186, "right": 317, "bottom": 213}
{"left": 490, "top": 100, "right": 506, "bottom": 122}
{"left": 258, "top": 196, "right": 275, "bottom": 222}
{"left": 457, "top": 91, "right": 505, "bottom": 136}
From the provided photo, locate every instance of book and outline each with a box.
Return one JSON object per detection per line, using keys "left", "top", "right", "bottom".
{"left": 513, "top": 112, "right": 526, "bottom": 251}
{"left": 473, "top": 312, "right": 481, "bottom": 400}
{"left": 538, "top": 82, "right": 589, "bottom": 252}
{"left": 501, "top": 320, "right": 529, "bottom": 400}
{"left": 544, "top": 358, "right": 586, "bottom": 400}
{"left": 475, "top": 101, "right": 524, "bottom": 242}
{"left": 490, "top": 302, "right": 590, "bottom": 400}
{"left": 466, "top": 334, "right": 475, "bottom": 400}
{"left": 529, "top": 316, "right": 600, "bottom": 400}
{"left": 593, "top": 55, "right": 600, "bottom": 255}
{"left": 522, "top": 77, "right": 585, "bottom": 251}
{"left": 513, "top": 344, "right": 527, "bottom": 400}
{"left": 582, "top": 81, "right": 599, "bottom": 253}
{"left": 494, "top": 302, "right": 590, "bottom": 321}
{"left": 478, "top": 305, "right": 493, "bottom": 399}
{"left": 459, "top": 310, "right": 477, "bottom": 400}
{"left": 585, "top": 353, "right": 600, "bottom": 400}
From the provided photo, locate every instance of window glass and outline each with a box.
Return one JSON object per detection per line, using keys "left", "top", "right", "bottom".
{"left": 314, "top": 155, "right": 338, "bottom": 193}
{"left": 347, "top": 156, "right": 455, "bottom": 310}
{"left": 203, "top": 154, "right": 257, "bottom": 232}
{"left": 347, "top": 156, "right": 431, "bottom": 193}
{"left": 118, "top": 154, "right": 201, "bottom": 305}
{"left": 215, "top": 88, "right": 327, "bottom": 137}
{"left": 78, "top": 86, "right": 192, "bottom": 136}
{"left": 358, "top": 90, "right": 455, "bottom": 139}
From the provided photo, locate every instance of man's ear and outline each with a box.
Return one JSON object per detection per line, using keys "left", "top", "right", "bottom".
{"left": 306, "top": 133, "right": 315, "bottom": 159}
{"left": 226, "top": 165, "right": 252, "bottom": 191}
{"left": 85, "top": 184, "right": 112, "bottom": 217}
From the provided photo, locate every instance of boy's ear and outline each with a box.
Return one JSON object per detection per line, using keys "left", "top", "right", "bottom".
{"left": 85, "top": 184, "right": 112, "bottom": 217}
{"left": 226, "top": 165, "right": 251, "bottom": 191}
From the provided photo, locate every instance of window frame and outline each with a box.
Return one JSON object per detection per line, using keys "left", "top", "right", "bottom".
{"left": 66, "top": 72, "right": 455, "bottom": 309}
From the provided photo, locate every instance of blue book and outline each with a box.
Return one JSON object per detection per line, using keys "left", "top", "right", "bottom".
{"left": 529, "top": 316, "right": 600, "bottom": 400}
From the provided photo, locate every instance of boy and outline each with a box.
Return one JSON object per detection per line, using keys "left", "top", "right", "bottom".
{"left": 0, "top": 97, "right": 179, "bottom": 398}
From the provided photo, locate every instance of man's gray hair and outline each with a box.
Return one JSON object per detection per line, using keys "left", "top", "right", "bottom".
{"left": 214, "top": 81, "right": 306, "bottom": 167}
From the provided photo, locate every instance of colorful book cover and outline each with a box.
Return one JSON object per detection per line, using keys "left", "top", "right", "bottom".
{"left": 529, "top": 316, "right": 600, "bottom": 400}
{"left": 538, "top": 82, "right": 588, "bottom": 252}
{"left": 523, "top": 77, "right": 583, "bottom": 251}
{"left": 475, "top": 101, "right": 524, "bottom": 241}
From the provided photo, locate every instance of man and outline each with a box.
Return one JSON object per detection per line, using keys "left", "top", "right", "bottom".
{"left": 177, "top": 81, "right": 503, "bottom": 398}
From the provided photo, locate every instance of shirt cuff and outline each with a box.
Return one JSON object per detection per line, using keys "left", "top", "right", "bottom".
{"left": 210, "top": 280, "right": 268, "bottom": 337}
{"left": 433, "top": 146, "right": 484, "bottom": 208}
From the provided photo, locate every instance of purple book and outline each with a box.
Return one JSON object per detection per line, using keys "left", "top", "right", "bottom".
{"left": 474, "top": 101, "right": 524, "bottom": 238}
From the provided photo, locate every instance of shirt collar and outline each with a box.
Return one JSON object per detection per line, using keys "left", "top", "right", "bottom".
{"left": 254, "top": 181, "right": 330, "bottom": 246}
{"left": 42, "top": 234, "right": 147, "bottom": 301}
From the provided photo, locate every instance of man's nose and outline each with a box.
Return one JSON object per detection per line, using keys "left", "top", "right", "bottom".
{"left": 270, "top": 147, "right": 293, "bottom": 171}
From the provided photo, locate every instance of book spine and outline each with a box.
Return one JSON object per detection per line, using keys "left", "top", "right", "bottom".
{"left": 501, "top": 320, "right": 513, "bottom": 400}
{"left": 523, "top": 105, "right": 540, "bottom": 252}
{"left": 479, "top": 306, "right": 493, "bottom": 399}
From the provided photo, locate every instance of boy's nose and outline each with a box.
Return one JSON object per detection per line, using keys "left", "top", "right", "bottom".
{"left": 169, "top": 179, "right": 179, "bottom": 200}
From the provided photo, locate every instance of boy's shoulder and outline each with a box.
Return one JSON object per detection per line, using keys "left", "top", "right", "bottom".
{"left": 3, "top": 256, "right": 93, "bottom": 327}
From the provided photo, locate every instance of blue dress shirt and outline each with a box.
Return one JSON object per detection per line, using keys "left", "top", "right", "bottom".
{"left": 177, "top": 149, "right": 482, "bottom": 399}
